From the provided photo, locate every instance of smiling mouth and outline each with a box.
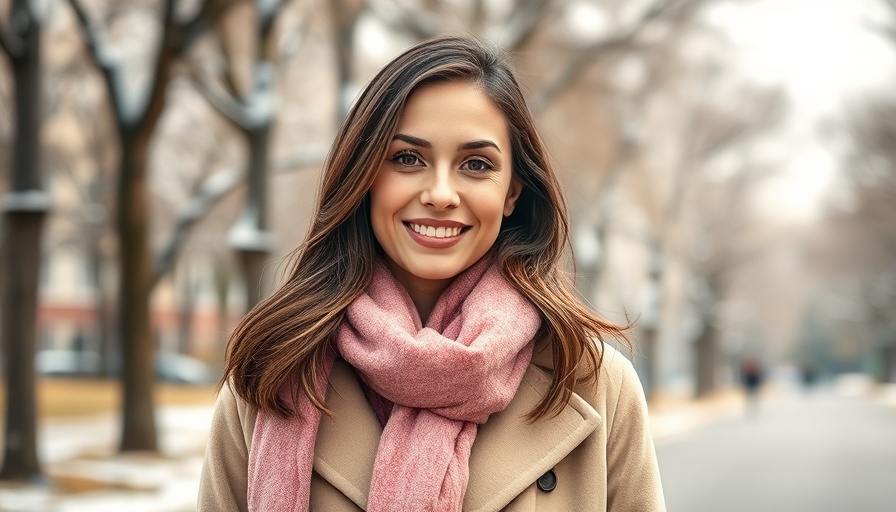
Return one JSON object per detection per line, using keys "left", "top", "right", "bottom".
{"left": 405, "top": 222, "right": 468, "bottom": 238}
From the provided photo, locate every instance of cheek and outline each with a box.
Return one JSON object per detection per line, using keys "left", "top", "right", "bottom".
{"left": 369, "top": 179, "right": 401, "bottom": 241}
{"left": 369, "top": 175, "right": 388, "bottom": 214}
{"left": 471, "top": 186, "right": 514, "bottom": 226}
{"left": 369, "top": 190, "right": 388, "bottom": 233}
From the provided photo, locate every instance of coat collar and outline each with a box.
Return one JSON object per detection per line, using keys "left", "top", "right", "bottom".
{"left": 312, "top": 356, "right": 602, "bottom": 511}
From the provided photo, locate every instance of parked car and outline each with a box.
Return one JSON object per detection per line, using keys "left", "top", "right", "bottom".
{"left": 155, "top": 351, "right": 217, "bottom": 384}
{"left": 35, "top": 349, "right": 101, "bottom": 376}
{"left": 35, "top": 349, "right": 216, "bottom": 384}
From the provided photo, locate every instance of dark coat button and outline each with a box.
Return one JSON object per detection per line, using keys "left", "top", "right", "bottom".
{"left": 537, "top": 469, "right": 557, "bottom": 492}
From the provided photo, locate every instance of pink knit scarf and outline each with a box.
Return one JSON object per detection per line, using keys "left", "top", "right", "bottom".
{"left": 248, "top": 256, "right": 541, "bottom": 511}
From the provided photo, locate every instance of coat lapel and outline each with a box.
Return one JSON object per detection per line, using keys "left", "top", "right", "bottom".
{"left": 464, "top": 364, "right": 602, "bottom": 511}
{"left": 312, "top": 358, "right": 601, "bottom": 512}
{"left": 313, "top": 359, "right": 380, "bottom": 509}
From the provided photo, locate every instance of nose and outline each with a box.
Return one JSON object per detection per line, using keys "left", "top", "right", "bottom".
{"left": 420, "top": 167, "right": 459, "bottom": 210}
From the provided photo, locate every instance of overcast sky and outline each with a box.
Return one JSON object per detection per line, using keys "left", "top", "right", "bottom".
{"left": 707, "top": 0, "right": 896, "bottom": 222}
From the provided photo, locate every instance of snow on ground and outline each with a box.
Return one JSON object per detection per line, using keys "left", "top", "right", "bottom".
{"left": 0, "top": 405, "right": 213, "bottom": 512}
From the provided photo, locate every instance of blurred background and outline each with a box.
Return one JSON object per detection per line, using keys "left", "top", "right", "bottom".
{"left": 1, "top": 0, "right": 895, "bottom": 510}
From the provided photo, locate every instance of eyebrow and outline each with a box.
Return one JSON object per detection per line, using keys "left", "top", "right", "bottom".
{"left": 459, "top": 140, "right": 502, "bottom": 153}
{"left": 392, "top": 133, "right": 502, "bottom": 154}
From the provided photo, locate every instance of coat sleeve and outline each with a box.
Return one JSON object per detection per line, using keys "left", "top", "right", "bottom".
{"left": 197, "top": 383, "right": 254, "bottom": 512}
{"left": 604, "top": 353, "right": 667, "bottom": 512}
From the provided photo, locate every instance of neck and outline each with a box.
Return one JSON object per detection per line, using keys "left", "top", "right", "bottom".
{"left": 383, "top": 261, "right": 452, "bottom": 324}
{"left": 405, "top": 279, "right": 454, "bottom": 325}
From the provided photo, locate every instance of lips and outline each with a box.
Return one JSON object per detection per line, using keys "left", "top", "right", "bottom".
{"left": 403, "top": 219, "right": 469, "bottom": 248}
{"left": 407, "top": 222, "right": 463, "bottom": 238}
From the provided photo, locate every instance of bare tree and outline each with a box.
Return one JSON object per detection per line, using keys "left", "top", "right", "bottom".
{"left": 42, "top": 64, "right": 119, "bottom": 375}
{"left": 834, "top": 97, "right": 896, "bottom": 382}
{"left": 366, "top": 0, "right": 709, "bottom": 110}
{"left": 368, "top": 0, "right": 552, "bottom": 52}
{"left": 811, "top": 0, "right": 896, "bottom": 382}
{"left": 330, "top": 0, "right": 365, "bottom": 121}
{"left": 0, "top": 0, "right": 50, "bottom": 481}
{"left": 685, "top": 92, "right": 785, "bottom": 396}
{"left": 632, "top": 58, "right": 787, "bottom": 397}
{"left": 64, "top": 0, "right": 235, "bottom": 451}
{"left": 190, "top": 0, "right": 293, "bottom": 311}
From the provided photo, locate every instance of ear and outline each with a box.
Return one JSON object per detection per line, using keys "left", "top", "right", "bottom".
{"left": 503, "top": 178, "right": 523, "bottom": 217}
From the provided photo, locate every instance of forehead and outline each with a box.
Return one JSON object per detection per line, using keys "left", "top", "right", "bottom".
{"left": 395, "top": 81, "right": 510, "bottom": 143}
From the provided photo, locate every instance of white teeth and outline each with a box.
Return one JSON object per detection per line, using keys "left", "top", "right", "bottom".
{"left": 410, "top": 223, "right": 462, "bottom": 238}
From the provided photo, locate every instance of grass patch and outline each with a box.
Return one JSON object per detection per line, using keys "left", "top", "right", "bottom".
{"left": 0, "top": 378, "right": 218, "bottom": 419}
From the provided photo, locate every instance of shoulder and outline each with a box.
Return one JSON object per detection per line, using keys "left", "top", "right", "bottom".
{"left": 531, "top": 339, "right": 644, "bottom": 421}
{"left": 199, "top": 382, "right": 260, "bottom": 511}
{"left": 594, "top": 342, "right": 641, "bottom": 399}
{"left": 591, "top": 343, "right": 646, "bottom": 430}
{"left": 561, "top": 342, "right": 646, "bottom": 428}
{"left": 212, "top": 381, "right": 259, "bottom": 451}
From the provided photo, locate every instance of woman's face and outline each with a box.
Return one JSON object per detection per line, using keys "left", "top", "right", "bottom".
{"left": 370, "top": 80, "right": 522, "bottom": 296}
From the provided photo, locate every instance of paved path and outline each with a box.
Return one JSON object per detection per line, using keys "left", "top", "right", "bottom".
{"left": 657, "top": 388, "right": 896, "bottom": 512}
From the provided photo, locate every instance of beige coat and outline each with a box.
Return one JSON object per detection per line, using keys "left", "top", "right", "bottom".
{"left": 198, "top": 343, "right": 666, "bottom": 511}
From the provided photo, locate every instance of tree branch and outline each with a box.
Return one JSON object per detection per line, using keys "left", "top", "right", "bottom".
{"left": 151, "top": 168, "right": 244, "bottom": 287}
{"left": 259, "top": 0, "right": 286, "bottom": 38}
{"left": 152, "top": 140, "right": 326, "bottom": 287}
{"left": 259, "top": 0, "right": 289, "bottom": 63}
{"left": 131, "top": 0, "right": 184, "bottom": 134}
{"left": 181, "top": 0, "right": 238, "bottom": 51}
{"left": 149, "top": 143, "right": 326, "bottom": 288}
{"left": 44, "top": 148, "right": 92, "bottom": 205}
{"left": 501, "top": 0, "right": 554, "bottom": 51}
{"left": 530, "top": 0, "right": 679, "bottom": 114}
{"left": 0, "top": 16, "right": 25, "bottom": 59}
{"left": 190, "top": 60, "right": 277, "bottom": 130}
{"left": 64, "top": 0, "right": 115, "bottom": 76}
{"left": 64, "top": 0, "right": 137, "bottom": 124}
{"left": 188, "top": 69, "right": 255, "bottom": 127}
{"left": 368, "top": 0, "right": 439, "bottom": 40}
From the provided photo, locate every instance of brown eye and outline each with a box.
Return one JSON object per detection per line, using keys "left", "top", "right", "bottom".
{"left": 392, "top": 151, "right": 422, "bottom": 166}
{"left": 462, "top": 158, "right": 493, "bottom": 172}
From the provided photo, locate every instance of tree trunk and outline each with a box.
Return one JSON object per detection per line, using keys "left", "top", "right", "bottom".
{"left": 238, "top": 249, "right": 268, "bottom": 311}
{"left": 329, "top": 0, "right": 362, "bottom": 123}
{"left": 0, "top": 212, "right": 46, "bottom": 481}
{"left": 213, "top": 259, "right": 230, "bottom": 372}
{"left": 880, "top": 343, "right": 896, "bottom": 384}
{"left": 232, "top": 123, "right": 274, "bottom": 312}
{"left": 641, "top": 326, "right": 659, "bottom": 401}
{"left": 694, "top": 323, "right": 718, "bottom": 398}
{"left": 97, "top": 264, "right": 116, "bottom": 376}
{"left": 639, "top": 243, "right": 664, "bottom": 402}
{"left": 1, "top": 12, "right": 48, "bottom": 480}
{"left": 176, "top": 268, "right": 197, "bottom": 355}
{"left": 117, "top": 137, "right": 158, "bottom": 452}
{"left": 86, "top": 240, "right": 115, "bottom": 375}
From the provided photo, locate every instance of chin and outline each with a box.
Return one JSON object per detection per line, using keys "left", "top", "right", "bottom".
{"left": 408, "top": 266, "right": 466, "bottom": 282}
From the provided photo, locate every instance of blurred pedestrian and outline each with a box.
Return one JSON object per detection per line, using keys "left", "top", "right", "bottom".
{"left": 199, "top": 35, "right": 665, "bottom": 511}
{"left": 800, "top": 364, "right": 816, "bottom": 389}
{"left": 741, "top": 357, "right": 764, "bottom": 415}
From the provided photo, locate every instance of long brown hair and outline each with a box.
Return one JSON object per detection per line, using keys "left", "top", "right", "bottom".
{"left": 224, "top": 34, "right": 629, "bottom": 420}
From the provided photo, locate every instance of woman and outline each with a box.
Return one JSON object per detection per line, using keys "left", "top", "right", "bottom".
{"left": 199, "top": 34, "right": 665, "bottom": 511}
